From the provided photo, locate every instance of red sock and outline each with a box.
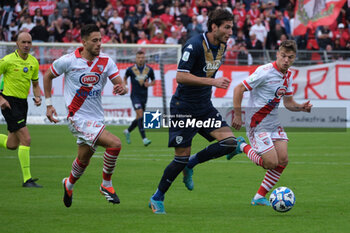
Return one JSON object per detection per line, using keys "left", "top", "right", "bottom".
{"left": 243, "top": 144, "right": 263, "bottom": 167}
{"left": 103, "top": 147, "right": 121, "bottom": 181}
{"left": 257, "top": 165, "right": 286, "bottom": 196}
{"left": 69, "top": 158, "right": 88, "bottom": 184}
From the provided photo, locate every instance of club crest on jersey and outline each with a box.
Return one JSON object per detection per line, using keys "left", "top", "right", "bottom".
{"left": 79, "top": 72, "right": 101, "bottom": 87}
{"left": 275, "top": 86, "right": 287, "bottom": 99}
{"left": 23, "top": 67, "right": 28, "bottom": 73}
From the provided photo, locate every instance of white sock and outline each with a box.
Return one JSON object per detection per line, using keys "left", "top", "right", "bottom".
{"left": 240, "top": 142, "right": 248, "bottom": 151}
{"left": 254, "top": 193, "right": 264, "bottom": 200}
{"left": 102, "top": 179, "right": 112, "bottom": 188}
{"left": 66, "top": 179, "right": 74, "bottom": 190}
{"left": 124, "top": 129, "right": 129, "bottom": 133}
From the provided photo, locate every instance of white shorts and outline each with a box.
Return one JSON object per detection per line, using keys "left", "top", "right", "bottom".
{"left": 68, "top": 118, "right": 105, "bottom": 151}
{"left": 247, "top": 126, "right": 288, "bottom": 155}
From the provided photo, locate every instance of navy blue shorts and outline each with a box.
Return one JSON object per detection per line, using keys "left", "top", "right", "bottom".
{"left": 131, "top": 96, "right": 146, "bottom": 111}
{"left": 168, "top": 105, "right": 228, "bottom": 147}
{"left": 1, "top": 95, "right": 28, "bottom": 132}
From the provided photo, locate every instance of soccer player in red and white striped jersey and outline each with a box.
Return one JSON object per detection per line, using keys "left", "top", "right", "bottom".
{"left": 43, "top": 24, "right": 128, "bottom": 207}
{"left": 232, "top": 40, "right": 312, "bottom": 206}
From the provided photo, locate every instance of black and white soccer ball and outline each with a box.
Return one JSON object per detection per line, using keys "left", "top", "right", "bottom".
{"left": 269, "top": 187, "right": 295, "bottom": 212}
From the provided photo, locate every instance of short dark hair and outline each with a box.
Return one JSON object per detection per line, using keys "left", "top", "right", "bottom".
{"left": 207, "top": 9, "right": 234, "bottom": 32}
{"left": 279, "top": 40, "right": 297, "bottom": 53}
{"left": 81, "top": 24, "right": 100, "bottom": 39}
{"left": 136, "top": 50, "right": 145, "bottom": 55}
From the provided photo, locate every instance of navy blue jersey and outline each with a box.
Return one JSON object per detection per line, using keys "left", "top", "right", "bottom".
{"left": 125, "top": 64, "right": 155, "bottom": 98}
{"left": 173, "top": 33, "right": 226, "bottom": 110}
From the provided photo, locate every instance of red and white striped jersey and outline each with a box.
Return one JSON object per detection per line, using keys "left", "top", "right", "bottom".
{"left": 242, "top": 61, "right": 293, "bottom": 129}
{"left": 50, "top": 47, "right": 120, "bottom": 121}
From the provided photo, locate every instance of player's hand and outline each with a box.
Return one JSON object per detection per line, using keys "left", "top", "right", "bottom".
{"left": 33, "top": 96, "right": 42, "bottom": 106}
{"left": 0, "top": 97, "right": 11, "bottom": 110}
{"left": 213, "top": 77, "right": 231, "bottom": 89}
{"left": 144, "top": 81, "right": 150, "bottom": 87}
{"left": 301, "top": 100, "right": 312, "bottom": 113}
{"left": 46, "top": 105, "right": 60, "bottom": 123}
{"left": 231, "top": 114, "right": 242, "bottom": 130}
{"left": 113, "top": 84, "right": 128, "bottom": 95}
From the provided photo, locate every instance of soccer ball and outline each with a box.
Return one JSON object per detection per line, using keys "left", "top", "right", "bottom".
{"left": 269, "top": 187, "right": 295, "bottom": 212}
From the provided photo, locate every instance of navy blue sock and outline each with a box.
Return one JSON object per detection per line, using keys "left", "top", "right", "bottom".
{"left": 156, "top": 156, "right": 190, "bottom": 197}
{"left": 128, "top": 119, "right": 138, "bottom": 132}
{"left": 137, "top": 117, "right": 146, "bottom": 139}
{"left": 187, "top": 155, "right": 199, "bottom": 169}
{"left": 187, "top": 137, "right": 237, "bottom": 168}
{"left": 152, "top": 189, "right": 165, "bottom": 201}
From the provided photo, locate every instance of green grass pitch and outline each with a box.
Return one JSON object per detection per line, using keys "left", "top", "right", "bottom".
{"left": 0, "top": 124, "right": 349, "bottom": 233}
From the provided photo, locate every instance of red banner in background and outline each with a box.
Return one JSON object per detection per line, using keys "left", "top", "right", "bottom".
{"left": 293, "top": 0, "right": 346, "bottom": 36}
{"left": 37, "top": 62, "right": 350, "bottom": 100}
{"left": 28, "top": 1, "right": 56, "bottom": 16}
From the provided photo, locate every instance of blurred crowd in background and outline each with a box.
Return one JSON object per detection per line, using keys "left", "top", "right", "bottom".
{"left": 1, "top": 0, "right": 350, "bottom": 60}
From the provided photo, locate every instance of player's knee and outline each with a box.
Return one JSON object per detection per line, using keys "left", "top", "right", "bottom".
{"left": 20, "top": 136, "right": 31, "bottom": 147}
{"left": 109, "top": 137, "right": 121, "bottom": 148}
{"left": 279, "top": 158, "right": 289, "bottom": 167}
{"left": 218, "top": 137, "right": 237, "bottom": 154}
{"left": 264, "top": 160, "right": 279, "bottom": 170}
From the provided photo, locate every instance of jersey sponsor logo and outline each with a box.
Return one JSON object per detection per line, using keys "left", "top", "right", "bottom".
{"left": 79, "top": 72, "right": 101, "bottom": 87}
{"left": 76, "top": 89, "right": 101, "bottom": 97}
{"left": 182, "top": 51, "right": 190, "bottom": 61}
{"left": 203, "top": 60, "right": 221, "bottom": 72}
{"left": 274, "top": 86, "right": 287, "bottom": 99}
{"left": 23, "top": 67, "right": 28, "bottom": 73}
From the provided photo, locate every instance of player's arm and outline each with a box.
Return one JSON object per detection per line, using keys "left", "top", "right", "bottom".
{"left": 176, "top": 71, "right": 230, "bottom": 89}
{"left": 112, "top": 75, "right": 128, "bottom": 95}
{"left": 144, "top": 68, "right": 156, "bottom": 87}
{"left": 43, "top": 69, "right": 59, "bottom": 123}
{"left": 232, "top": 82, "right": 248, "bottom": 130}
{"left": 0, "top": 59, "right": 11, "bottom": 109}
{"left": 283, "top": 96, "right": 312, "bottom": 112}
{"left": 32, "top": 80, "right": 42, "bottom": 106}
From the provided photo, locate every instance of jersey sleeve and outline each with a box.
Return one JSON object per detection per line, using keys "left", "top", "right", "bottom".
{"left": 285, "top": 73, "right": 294, "bottom": 96}
{"left": 242, "top": 66, "right": 265, "bottom": 91}
{"left": 51, "top": 55, "right": 69, "bottom": 76}
{"left": 124, "top": 67, "right": 131, "bottom": 78}
{"left": 148, "top": 67, "right": 155, "bottom": 81}
{"left": 0, "top": 56, "right": 8, "bottom": 75}
{"left": 106, "top": 58, "right": 120, "bottom": 81}
{"left": 31, "top": 59, "right": 39, "bottom": 82}
{"left": 177, "top": 42, "right": 198, "bottom": 73}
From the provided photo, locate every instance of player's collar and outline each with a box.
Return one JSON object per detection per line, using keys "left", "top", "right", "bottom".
{"left": 203, "top": 32, "right": 210, "bottom": 50}
{"left": 272, "top": 61, "right": 287, "bottom": 77}
{"left": 74, "top": 47, "right": 84, "bottom": 58}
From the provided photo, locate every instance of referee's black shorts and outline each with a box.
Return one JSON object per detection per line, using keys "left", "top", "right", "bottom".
{"left": 1, "top": 94, "right": 28, "bottom": 132}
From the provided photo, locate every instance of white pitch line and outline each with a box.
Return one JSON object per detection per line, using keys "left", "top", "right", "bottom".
{"left": 1, "top": 154, "right": 350, "bottom": 166}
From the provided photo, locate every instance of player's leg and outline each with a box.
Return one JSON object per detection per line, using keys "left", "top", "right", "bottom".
{"left": 63, "top": 144, "right": 94, "bottom": 207}
{"left": 253, "top": 140, "right": 288, "bottom": 200}
{"left": 226, "top": 136, "right": 264, "bottom": 167}
{"left": 186, "top": 126, "right": 238, "bottom": 169}
{"left": 135, "top": 107, "right": 151, "bottom": 146}
{"left": 96, "top": 129, "right": 122, "bottom": 204}
{"left": 149, "top": 121, "right": 195, "bottom": 214}
{"left": 150, "top": 146, "right": 191, "bottom": 214}
{"left": 0, "top": 131, "right": 19, "bottom": 150}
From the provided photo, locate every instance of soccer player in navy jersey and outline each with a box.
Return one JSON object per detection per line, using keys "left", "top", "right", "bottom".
{"left": 123, "top": 50, "right": 155, "bottom": 146}
{"left": 149, "top": 8, "right": 242, "bottom": 214}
